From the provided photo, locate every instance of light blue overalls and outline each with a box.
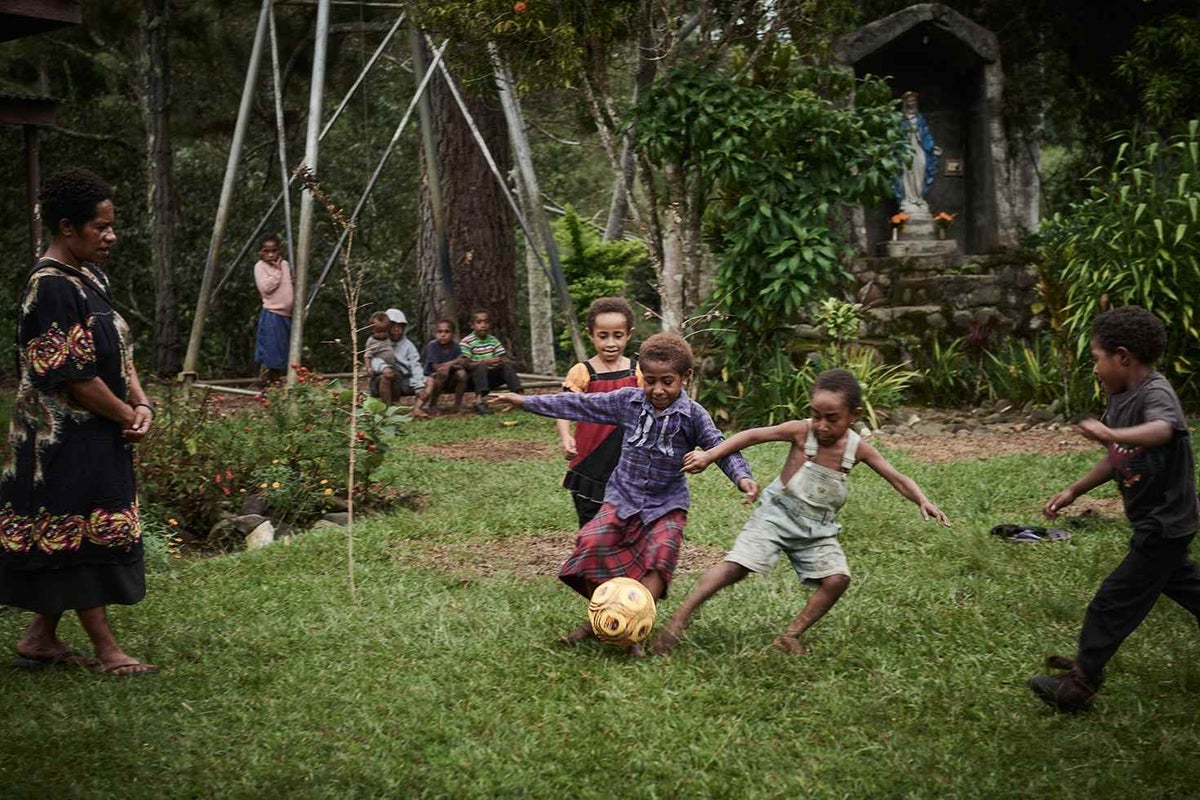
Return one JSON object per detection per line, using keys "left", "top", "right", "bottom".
{"left": 724, "top": 428, "right": 860, "bottom": 584}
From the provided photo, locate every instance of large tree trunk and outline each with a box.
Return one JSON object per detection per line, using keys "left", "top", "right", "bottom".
{"left": 417, "top": 68, "right": 518, "bottom": 358}
{"left": 141, "top": 0, "right": 180, "bottom": 375}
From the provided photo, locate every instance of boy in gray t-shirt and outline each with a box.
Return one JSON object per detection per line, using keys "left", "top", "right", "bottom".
{"left": 1029, "top": 306, "right": 1200, "bottom": 713}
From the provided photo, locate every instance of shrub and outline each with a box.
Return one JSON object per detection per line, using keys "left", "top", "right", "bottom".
{"left": 1037, "top": 121, "right": 1200, "bottom": 402}
{"left": 136, "top": 370, "right": 405, "bottom": 543}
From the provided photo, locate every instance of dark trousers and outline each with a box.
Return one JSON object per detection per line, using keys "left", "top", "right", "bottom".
{"left": 1076, "top": 531, "right": 1200, "bottom": 684}
{"left": 573, "top": 494, "right": 603, "bottom": 528}
{"left": 468, "top": 362, "right": 522, "bottom": 395}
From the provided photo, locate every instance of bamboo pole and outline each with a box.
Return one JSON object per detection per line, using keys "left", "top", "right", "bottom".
{"left": 409, "top": 25, "right": 454, "bottom": 321}
{"left": 180, "top": 0, "right": 270, "bottom": 390}
{"left": 286, "top": 0, "right": 331, "bottom": 386}
{"left": 268, "top": 3, "right": 296, "bottom": 270}
{"left": 304, "top": 39, "right": 449, "bottom": 312}
{"left": 488, "top": 42, "right": 586, "bottom": 363}
{"left": 209, "top": 11, "right": 405, "bottom": 301}
{"left": 428, "top": 36, "right": 586, "bottom": 362}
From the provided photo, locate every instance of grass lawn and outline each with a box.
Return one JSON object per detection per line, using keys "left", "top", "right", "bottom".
{"left": 3, "top": 409, "right": 1200, "bottom": 798}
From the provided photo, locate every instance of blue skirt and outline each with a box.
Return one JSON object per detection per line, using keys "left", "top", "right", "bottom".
{"left": 255, "top": 309, "right": 292, "bottom": 370}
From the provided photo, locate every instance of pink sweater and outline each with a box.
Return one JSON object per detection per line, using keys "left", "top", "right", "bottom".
{"left": 254, "top": 259, "right": 293, "bottom": 317}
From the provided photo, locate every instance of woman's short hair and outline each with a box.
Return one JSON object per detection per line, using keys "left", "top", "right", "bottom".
{"left": 40, "top": 169, "right": 113, "bottom": 233}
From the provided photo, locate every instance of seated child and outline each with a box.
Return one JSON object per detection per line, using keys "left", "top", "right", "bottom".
{"left": 421, "top": 318, "right": 468, "bottom": 413}
{"left": 491, "top": 333, "right": 758, "bottom": 655}
{"left": 1029, "top": 306, "right": 1200, "bottom": 713}
{"left": 556, "top": 297, "right": 640, "bottom": 526}
{"left": 461, "top": 309, "right": 521, "bottom": 415}
{"left": 651, "top": 368, "right": 950, "bottom": 656}
{"left": 364, "top": 309, "right": 426, "bottom": 416}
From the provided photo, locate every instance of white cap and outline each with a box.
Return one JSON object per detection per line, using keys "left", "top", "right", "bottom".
{"left": 385, "top": 308, "right": 407, "bottom": 325}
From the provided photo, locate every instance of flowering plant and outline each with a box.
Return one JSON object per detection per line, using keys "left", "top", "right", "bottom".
{"left": 889, "top": 212, "right": 910, "bottom": 228}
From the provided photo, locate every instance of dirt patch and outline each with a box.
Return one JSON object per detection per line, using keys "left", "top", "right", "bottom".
{"left": 409, "top": 436, "right": 557, "bottom": 464}
{"left": 1062, "top": 496, "right": 1124, "bottom": 520}
{"left": 874, "top": 428, "right": 1097, "bottom": 464}
{"left": 393, "top": 531, "right": 726, "bottom": 579}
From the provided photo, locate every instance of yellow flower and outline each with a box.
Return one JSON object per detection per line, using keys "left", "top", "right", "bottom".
{"left": 320, "top": 478, "right": 329, "bottom": 486}
{"left": 260, "top": 482, "right": 268, "bottom": 489}
{"left": 271, "top": 481, "right": 282, "bottom": 489}
{"left": 168, "top": 518, "right": 178, "bottom": 526}
{"left": 272, "top": 459, "right": 280, "bottom": 465}
{"left": 323, "top": 488, "right": 333, "bottom": 496}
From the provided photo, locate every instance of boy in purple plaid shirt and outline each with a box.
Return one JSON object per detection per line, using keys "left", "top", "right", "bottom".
{"left": 492, "top": 333, "right": 758, "bottom": 652}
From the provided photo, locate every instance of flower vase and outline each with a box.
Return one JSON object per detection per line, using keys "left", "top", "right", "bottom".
{"left": 937, "top": 227, "right": 946, "bottom": 241}
{"left": 891, "top": 227, "right": 899, "bottom": 241}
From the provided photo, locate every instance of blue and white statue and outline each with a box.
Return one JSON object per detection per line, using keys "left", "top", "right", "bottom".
{"left": 893, "top": 91, "right": 941, "bottom": 213}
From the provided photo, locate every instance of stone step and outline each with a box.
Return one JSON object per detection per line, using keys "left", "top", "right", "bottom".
{"left": 879, "top": 239, "right": 959, "bottom": 258}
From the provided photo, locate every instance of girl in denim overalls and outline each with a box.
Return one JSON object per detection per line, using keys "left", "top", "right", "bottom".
{"left": 652, "top": 369, "right": 951, "bottom": 656}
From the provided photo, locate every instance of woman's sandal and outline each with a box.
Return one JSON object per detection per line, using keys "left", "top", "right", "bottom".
{"left": 13, "top": 649, "right": 99, "bottom": 670}
{"left": 97, "top": 661, "right": 158, "bottom": 677}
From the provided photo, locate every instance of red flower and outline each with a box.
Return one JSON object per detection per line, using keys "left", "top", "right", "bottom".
{"left": 356, "top": 431, "right": 366, "bottom": 440}
{"left": 514, "top": 1, "right": 527, "bottom": 11}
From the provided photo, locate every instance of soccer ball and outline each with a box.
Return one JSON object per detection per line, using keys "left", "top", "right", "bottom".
{"left": 588, "top": 577, "right": 657, "bottom": 647}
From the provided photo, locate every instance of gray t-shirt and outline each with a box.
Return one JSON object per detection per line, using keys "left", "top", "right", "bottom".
{"left": 1104, "top": 371, "right": 1198, "bottom": 538}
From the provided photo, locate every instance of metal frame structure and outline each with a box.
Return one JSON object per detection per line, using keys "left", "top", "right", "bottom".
{"left": 181, "top": 0, "right": 584, "bottom": 393}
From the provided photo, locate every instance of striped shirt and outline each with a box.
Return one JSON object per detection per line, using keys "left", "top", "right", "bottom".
{"left": 523, "top": 387, "right": 752, "bottom": 522}
{"left": 460, "top": 333, "right": 506, "bottom": 362}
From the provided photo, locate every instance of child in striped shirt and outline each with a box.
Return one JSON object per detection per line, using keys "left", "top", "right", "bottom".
{"left": 460, "top": 309, "right": 521, "bottom": 415}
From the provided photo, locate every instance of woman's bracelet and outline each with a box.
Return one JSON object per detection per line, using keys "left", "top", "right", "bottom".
{"left": 134, "top": 402, "right": 155, "bottom": 419}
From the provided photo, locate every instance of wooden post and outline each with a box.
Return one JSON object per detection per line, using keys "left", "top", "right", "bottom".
{"left": 287, "top": 0, "right": 331, "bottom": 386}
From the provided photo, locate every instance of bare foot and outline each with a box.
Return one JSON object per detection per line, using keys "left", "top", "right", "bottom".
{"left": 559, "top": 623, "right": 594, "bottom": 647}
{"left": 772, "top": 635, "right": 811, "bottom": 655}
{"left": 410, "top": 406, "right": 430, "bottom": 419}
{"left": 649, "top": 626, "right": 682, "bottom": 656}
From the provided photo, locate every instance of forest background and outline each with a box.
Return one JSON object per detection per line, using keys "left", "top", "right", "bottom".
{"left": 2, "top": 0, "right": 1199, "bottom": 417}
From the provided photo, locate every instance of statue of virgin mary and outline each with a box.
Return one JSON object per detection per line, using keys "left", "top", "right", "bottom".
{"left": 893, "top": 91, "right": 941, "bottom": 213}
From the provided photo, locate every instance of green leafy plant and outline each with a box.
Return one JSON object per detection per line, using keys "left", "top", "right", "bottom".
{"left": 1037, "top": 121, "right": 1200, "bottom": 402}
{"left": 916, "top": 337, "right": 978, "bottom": 407}
{"left": 552, "top": 207, "right": 649, "bottom": 353}
{"left": 136, "top": 371, "right": 403, "bottom": 545}
{"left": 636, "top": 63, "right": 905, "bottom": 365}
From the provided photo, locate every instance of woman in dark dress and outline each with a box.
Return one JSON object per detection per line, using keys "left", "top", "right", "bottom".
{"left": 0, "top": 169, "right": 156, "bottom": 676}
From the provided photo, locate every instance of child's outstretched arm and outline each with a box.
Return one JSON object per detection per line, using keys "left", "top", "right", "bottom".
{"left": 1076, "top": 417, "right": 1173, "bottom": 449}
{"left": 1044, "top": 456, "right": 1111, "bottom": 520}
{"left": 688, "top": 405, "right": 762, "bottom": 503}
{"left": 682, "top": 420, "right": 807, "bottom": 474}
{"left": 490, "top": 388, "right": 626, "bottom": 426}
{"left": 856, "top": 441, "right": 951, "bottom": 526}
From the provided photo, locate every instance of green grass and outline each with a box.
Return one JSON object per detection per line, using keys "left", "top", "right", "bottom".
{"left": 3, "top": 411, "right": 1200, "bottom": 798}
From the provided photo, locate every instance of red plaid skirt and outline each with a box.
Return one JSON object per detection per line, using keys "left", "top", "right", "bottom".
{"left": 559, "top": 503, "right": 687, "bottom": 598}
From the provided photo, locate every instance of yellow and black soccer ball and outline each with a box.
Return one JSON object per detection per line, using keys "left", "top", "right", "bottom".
{"left": 588, "top": 577, "right": 657, "bottom": 647}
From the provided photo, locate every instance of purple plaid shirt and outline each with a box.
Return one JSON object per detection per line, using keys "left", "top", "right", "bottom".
{"left": 523, "top": 387, "right": 752, "bottom": 522}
